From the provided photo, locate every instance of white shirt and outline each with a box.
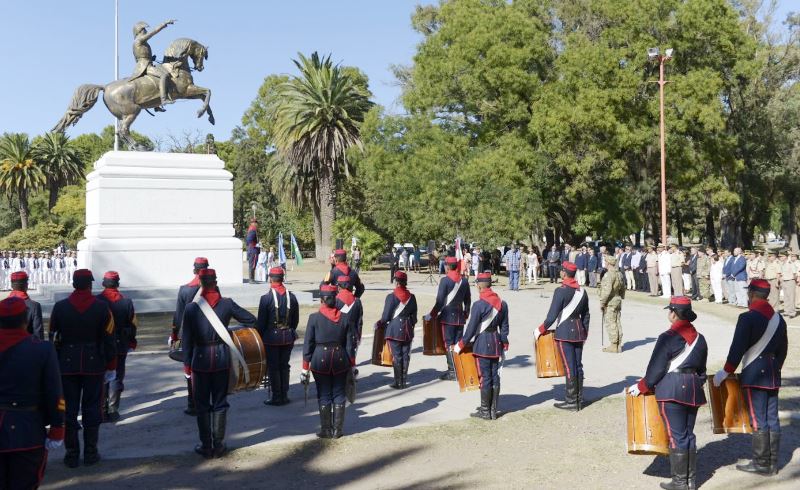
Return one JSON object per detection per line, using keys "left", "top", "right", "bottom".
{"left": 658, "top": 251, "right": 671, "bottom": 275}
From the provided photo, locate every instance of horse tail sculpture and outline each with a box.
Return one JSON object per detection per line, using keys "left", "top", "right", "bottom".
{"left": 53, "top": 84, "right": 104, "bottom": 133}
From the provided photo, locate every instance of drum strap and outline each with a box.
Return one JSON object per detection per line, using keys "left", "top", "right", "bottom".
{"left": 392, "top": 300, "right": 409, "bottom": 319}
{"left": 195, "top": 296, "right": 250, "bottom": 385}
{"left": 668, "top": 335, "right": 700, "bottom": 373}
{"left": 445, "top": 280, "right": 463, "bottom": 307}
{"left": 741, "top": 313, "right": 781, "bottom": 370}
{"left": 556, "top": 288, "right": 585, "bottom": 327}
{"left": 340, "top": 302, "right": 354, "bottom": 314}
{"left": 478, "top": 308, "right": 499, "bottom": 335}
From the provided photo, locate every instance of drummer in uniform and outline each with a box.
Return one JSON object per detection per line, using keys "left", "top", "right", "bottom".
{"left": 326, "top": 249, "right": 365, "bottom": 297}
{"left": 535, "top": 261, "right": 590, "bottom": 411}
{"left": 171, "top": 257, "right": 209, "bottom": 416}
{"left": 425, "top": 256, "right": 471, "bottom": 381}
{"left": 454, "top": 272, "right": 509, "bottom": 420}
{"left": 301, "top": 284, "right": 357, "bottom": 439}
{"left": 628, "top": 297, "right": 707, "bottom": 490}
{"left": 377, "top": 271, "right": 418, "bottom": 389}
{"left": 182, "top": 269, "right": 256, "bottom": 458}
{"left": 712, "top": 279, "right": 788, "bottom": 476}
{"left": 257, "top": 267, "right": 299, "bottom": 407}
{"left": 335, "top": 275, "right": 364, "bottom": 353}
{"left": 49, "top": 269, "right": 116, "bottom": 468}
{"left": 96, "top": 271, "right": 138, "bottom": 422}
{"left": 7, "top": 271, "right": 44, "bottom": 340}
{"left": 0, "top": 297, "right": 65, "bottom": 488}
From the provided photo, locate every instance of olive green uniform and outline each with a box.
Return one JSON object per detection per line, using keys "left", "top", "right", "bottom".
{"left": 696, "top": 254, "right": 711, "bottom": 300}
{"left": 598, "top": 256, "right": 626, "bottom": 352}
{"left": 763, "top": 258, "right": 781, "bottom": 309}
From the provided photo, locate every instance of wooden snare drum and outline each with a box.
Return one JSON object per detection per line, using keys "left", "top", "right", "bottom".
{"left": 625, "top": 391, "right": 669, "bottom": 456}
{"left": 371, "top": 324, "right": 393, "bottom": 367}
{"left": 423, "top": 316, "right": 446, "bottom": 356}
{"left": 707, "top": 374, "right": 753, "bottom": 434}
{"left": 535, "top": 331, "right": 565, "bottom": 378}
{"left": 227, "top": 326, "right": 267, "bottom": 394}
{"left": 453, "top": 347, "right": 480, "bottom": 392}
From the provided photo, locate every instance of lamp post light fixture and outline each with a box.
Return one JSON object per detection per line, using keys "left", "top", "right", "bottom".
{"left": 648, "top": 47, "right": 673, "bottom": 247}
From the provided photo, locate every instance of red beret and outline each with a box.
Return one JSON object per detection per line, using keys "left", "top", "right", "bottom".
{"left": 665, "top": 296, "right": 692, "bottom": 310}
{"left": 10, "top": 271, "right": 28, "bottom": 281}
{"left": 198, "top": 268, "right": 216, "bottom": 278}
{"left": 194, "top": 257, "right": 209, "bottom": 266}
{"left": 320, "top": 284, "right": 338, "bottom": 296}
{"left": 0, "top": 297, "right": 27, "bottom": 318}
{"left": 747, "top": 279, "right": 770, "bottom": 294}
{"left": 562, "top": 261, "right": 577, "bottom": 272}
{"left": 394, "top": 271, "right": 407, "bottom": 281}
{"left": 103, "top": 271, "right": 120, "bottom": 281}
{"left": 73, "top": 269, "right": 94, "bottom": 281}
{"left": 268, "top": 267, "right": 285, "bottom": 277}
{"left": 334, "top": 249, "right": 347, "bottom": 257}
{"left": 337, "top": 275, "right": 352, "bottom": 285}
{"left": 445, "top": 257, "right": 458, "bottom": 265}
{"left": 476, "top": 272, "right": 492, "bottom": 283}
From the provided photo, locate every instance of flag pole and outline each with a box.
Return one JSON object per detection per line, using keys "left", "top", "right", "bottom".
{"left": 113, "top": 0, "right": 120, "bottom": 151}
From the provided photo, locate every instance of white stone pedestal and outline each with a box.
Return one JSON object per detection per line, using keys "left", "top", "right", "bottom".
{"left": 77, "top": 151, "right": 243, "bottom": 287}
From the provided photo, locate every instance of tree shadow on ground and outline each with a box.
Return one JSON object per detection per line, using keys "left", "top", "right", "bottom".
{"left": 621, "top": 337, "right": 657, "bottom": 352}
{"left": 504, "top": 354, "right": 532, "bottom": 368}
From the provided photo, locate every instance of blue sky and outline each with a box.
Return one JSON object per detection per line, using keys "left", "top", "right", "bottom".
{"left": 0, "top": 1, "right": 796, "bottom": 143}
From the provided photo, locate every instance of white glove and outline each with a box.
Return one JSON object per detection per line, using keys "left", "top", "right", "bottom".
{"left": 167, "top": 336, "right": 173, "bottom": 347}
{"left": 184, "top": 373, "right": 192, "bottom": 380}
{"left": 713, "top": 369, "right": 729, "bottom": 387}
{"left": 453, "top": 343, "right": 462, "bottom": 354}
{"left": 46, "top": 438, "right": 63, "bottom": 450}
{"left": 423, "top": 314, "right": 432, "bottom": 322}
{"left": 104, "top": 370, "right": 117, "bottom": 383}
{"left": 534, "top": 328, "right": 542, "bottom": 341}
{"left": 628, "top": 383, "right": 641, "bottom": 397}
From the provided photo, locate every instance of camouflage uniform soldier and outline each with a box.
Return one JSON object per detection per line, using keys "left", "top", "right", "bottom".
{"left": 696, "top": 249, "right": 711, "bottom": 301}
{"left": 599, "top": 255, "right": 626, "bottom": 353}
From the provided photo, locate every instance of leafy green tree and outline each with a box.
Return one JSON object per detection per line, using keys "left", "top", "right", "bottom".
{"left": 51, "top": 185, "right": 86, "bottom": 243}
{"left": 0, "top": 133, "right": 45, "bottom": 228}
{"left": 33, "top": 132, "right": 85, "bottom": 211}
{"left": 0, "top": 221, "right": 65, "bottom": 250}
{"left": 333, "top": 216, "right": 384, "bottom": 270}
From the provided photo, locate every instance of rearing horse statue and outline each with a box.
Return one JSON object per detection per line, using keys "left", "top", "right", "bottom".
{"left": 53, "top": 38, "right": 213, "bottom": 149}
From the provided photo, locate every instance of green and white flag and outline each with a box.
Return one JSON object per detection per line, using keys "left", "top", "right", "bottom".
{"left": 290, "top": 233, "right": 303, "bottom": 265}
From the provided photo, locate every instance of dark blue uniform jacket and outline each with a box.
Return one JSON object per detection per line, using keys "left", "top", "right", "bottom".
{"left": 379, "top": 289, "right": 418, "bottom": 342}
{"left": 302, "top": 308, "right": 356, "bottom": 375}
{"left": 96, "top": 290, "right": 138, "bottom": 352}
{"left": 431, "top": 272, "right": 471, "bottom": 326}
{"left": 542, "top": 280, "right": 590, "bottom": 342}
{"left": 182, "top": 296, "right": 257, "bottom": 373}
{"left": 173, "top": 280, "right": 201, "bottom": 335}
{"left": 459, "top": 291, "right": 509, "bottom": 358}
{"left": 336, "top": 292, "right": 363, "bottom": 344}
{"left": 723, "top": 300, "right": 788, "bottom": 390}
{"left": 49, "top": 293, "right": 116, "bottom": 375}
{"left": 329, "top": 263, "right": 365, "bottom": 298}
{"left": 256, "top": 287, "right": 300, "bottom": 345}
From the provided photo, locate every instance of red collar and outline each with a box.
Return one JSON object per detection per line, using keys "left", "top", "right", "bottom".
{"left": 68, "top": 289, "right": 96, "bottom": 314}
{"left": 270, "top": 283, "right": 286, "bottom": 296}
{"left": 201, "top": 287, "right": 221, "bottom": 308}
{"left": 393, "top": 285, "right": 411, "bottom": 303}
{"left": 0, "top": 328, "right": 29, "bottom": 352}
{"left": 320, "top": 304, "right": 341, "bottom": 322}
{"left": 335, "top": 263, "right": 351, "bottom": 276}
{"left": 100, "top": 288, "right": 123, "bottom": 303}
{"left": 669, "top": 320, "right": 698, "bottom": 344}
{"left": 480, "top": 287, "right": 502, "bottom": 311}
{"left": 562, "top": 277, "right": 579, "bottom": 289}
{"left": 248, "top": 224, "right": 258, "bottom": 232}
{"left": 186, "top": 275, "right": 200, "bottom": 287}
{"left": 749, "top": 298, "right": 774, "bottom": 320}
{"left": 446, "top": 270, "right": 462, "bottom": 284}
{"left": 7, "top": 290, "right": 29, "bottom": 301}
{"left": 337, "top": 289, "right": 355, "bottom": 306}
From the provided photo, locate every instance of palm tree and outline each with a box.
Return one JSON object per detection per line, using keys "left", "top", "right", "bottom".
{"left": 33, "top": 132, "right": 85, "bottom": 211}
{"left": 0, "top": 133, "right": 46, "bottom": 229}
{"left": 271, "top": 52, "right": 373, "bottom": 260}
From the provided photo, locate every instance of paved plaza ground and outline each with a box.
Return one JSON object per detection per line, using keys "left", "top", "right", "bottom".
{"left": 42, "top": 263, "right": 800, "bottom": 489}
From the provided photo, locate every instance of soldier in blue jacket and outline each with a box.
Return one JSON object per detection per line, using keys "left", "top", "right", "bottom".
{"left": 301, "top": 284, "right": 357, "bottom": 439}
{"left": 454, "top": 272, "right": 509, "bottom": 420}
{"left": 245, "top": 220, "right": 259, "bottom": 283}
{"left": 171, "top": 257, "right": 209, "bottom": 416}
{"left": 96, "top": 271, "right": 138, "bottom": 422}
{"left": 7, "top": 271, "right": 44, "bottom": 339}
{"left": 257, "top": 267, "right": 299, "bottom": 407}
{"left": 0, "top": 297, "right": 65, "bottom": 488}
{"left": 713, "top": 279, "right": 788, "bottom": 476}
{"left": 336, "top": 275, "right": 364, "bottom": 352}
{"left": 628, "top": 296, "right": 707, "bottom": 490}
{"left": 327, "top": 249, "right": 365, "bottom": 298}
{"left": 49, "top": 269, "right": 116, "bottom": 467}
{"left": 378, "top": 271, "right": 418, "bottom": 389}
{"left": 535, "top": 261, "right": 590, "bottom": 411}
{"left": 182, "top": 269, "right": 257, "bottom": 458}
{"left": 426, "top": 256, "right": 471, "bottom": 381}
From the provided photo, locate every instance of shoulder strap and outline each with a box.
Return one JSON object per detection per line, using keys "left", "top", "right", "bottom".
{"left": 340, "top": 302, "right": 354, "bottom": 314}
{"left": 445, "top": 279, "right": 463, "bottom": 306}
{"left": 668, "top": 335, "right": 700, "bottom": 373}
{"left": 392, "top": 298, "right": 409, "bottom": 319}
{"left": 195, "top": 297, "right": 250, "bottom": 385}
{"left": 557, "top": 288, "right": 585, "bottom": 326}
{"left": 478, "top": 307, "right": 499, "bottom": 334}
{"left": 741, "top": 313, "right": 781, "bottom": 370}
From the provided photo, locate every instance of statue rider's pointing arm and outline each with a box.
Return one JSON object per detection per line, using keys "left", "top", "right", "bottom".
{"left": 141, "top": 19, "right": 176, "bottom": 42}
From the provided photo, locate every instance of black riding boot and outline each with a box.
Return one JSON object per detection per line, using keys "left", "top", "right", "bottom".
{"left": 470, "top": 388, "right": 492, "bottom": 420}
{"left": 554, "top": 376, "right": 577, "bottom": 410}
{"left": 401, "top": 362, "right": 409, "bottom": 389}
{"left": 317, "top": 404, "right": 333, "bottom": 439}
{"left": 64, "top": 428, "right": 80, "bottom": 468}
{"left": 332, "top": 404, "right": 346, "bottom": 439}
{"left": 769, "top": 431, "right": 780, "bottom": 475}
{"left": 575, "top": 374, "right": 584, "bottom": 412}
{"left": 687, "top": 448, "right": 697, "bottom": 490}
{"left": 264, "top": 371, "right": 282, "bottom": 406}
{"left": 281, "top": 367, "right": 291, "bottom": 404}
{"left": 439, "top": 351, "right": 456, "bottom": 381}
{"left": 660, "top": 448, "right": 689, "bottom": 490}
{"left": 490, "top": 386, "right": 500, "bottom": 420}
{"left": 194, "top": 413, "right": 213, "bottom": 458}
{"left": 83, "top": 426, "right": 100, "bottom": 466}
{"left": 211, "top": 411, "right": 228, "bottom": 458}
{"left": 389, "top": 364, "right": 402, "bottom": 389}
{"left": 185, "top": 378, "right": 197, "bottom": 416}
{"left": 107, "top": 386, "right": 122, "bottom": 422}
{"left": 736, "top": 430, "right": 771, "bottom": 475}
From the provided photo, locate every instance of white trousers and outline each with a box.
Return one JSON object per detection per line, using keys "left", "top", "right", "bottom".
{"left": 660, "top": 274, "right": 671, "bottom": 298}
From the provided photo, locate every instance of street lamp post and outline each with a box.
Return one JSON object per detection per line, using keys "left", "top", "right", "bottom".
{"left": 648, "top": 47, "right": 673, "bottom": 246}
